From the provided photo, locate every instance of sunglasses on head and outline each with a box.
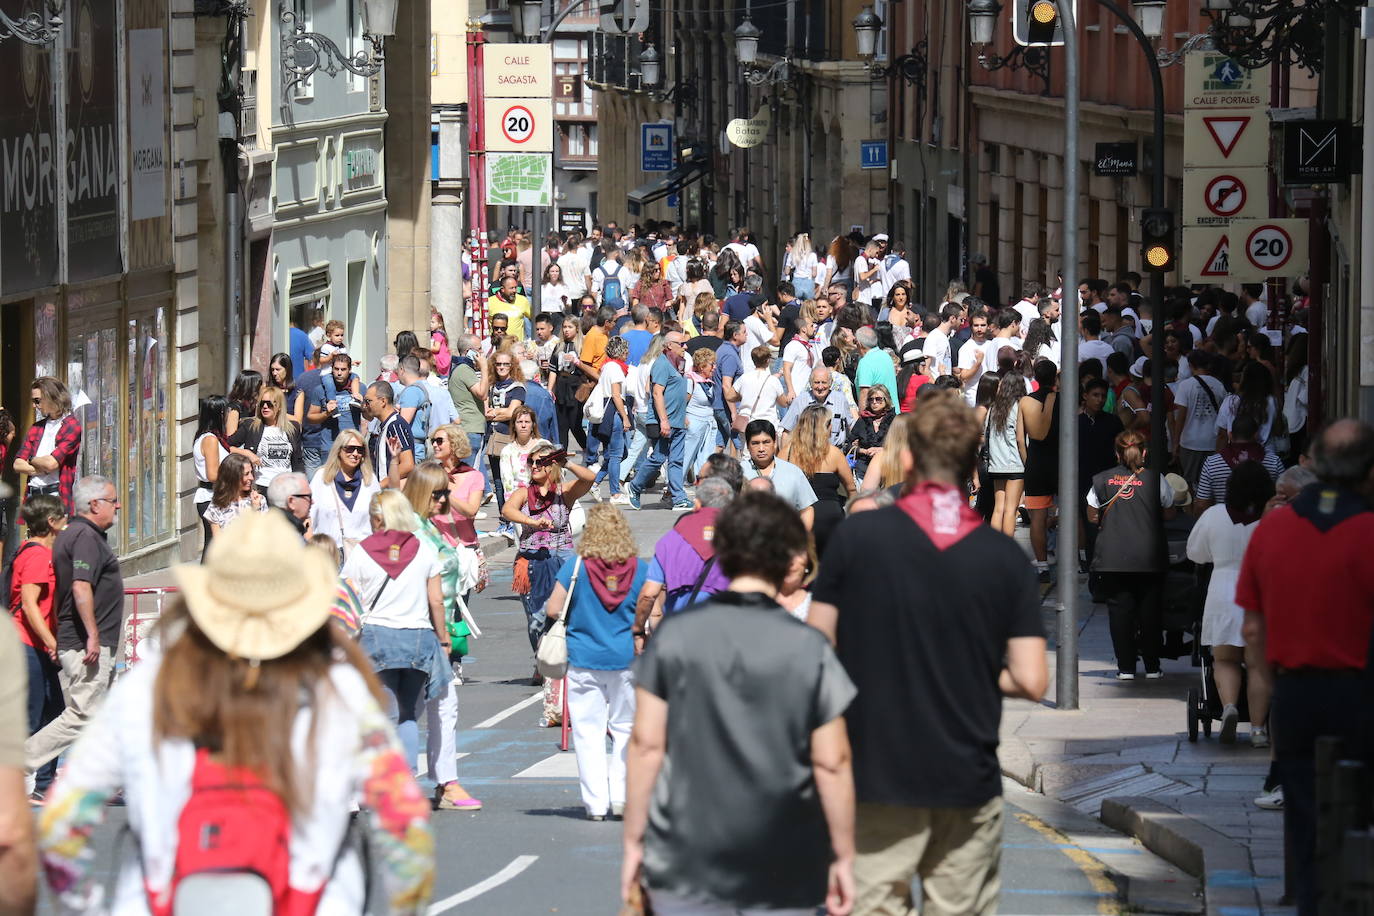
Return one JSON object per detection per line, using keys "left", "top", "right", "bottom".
{"left": 534, "top": 449, "right": 569, "bottom": 468}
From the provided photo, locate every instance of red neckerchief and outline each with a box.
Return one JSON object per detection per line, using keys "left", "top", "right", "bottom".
{"left": 859, "top": 407, "right": 892, "bottom": 421}
{"left": 361, "top": 531, "right": 419, "bottom": 578}
{"left": 673, "top": 506, "right": 719, "bottom": 560}
{"left": 525, "top": 482, "right": 561, "bottom": 515}
{"left": 607, "top": 358, "right": 629, "bottom": 375}
{"left": 1220, "top": 442, "right": 1265, "bottom": 468}
{"left": 585, "top": 557, "right": 638, "bottom": 610}
{"left": 898, "top": 481, "right": 983, "bottom": 550}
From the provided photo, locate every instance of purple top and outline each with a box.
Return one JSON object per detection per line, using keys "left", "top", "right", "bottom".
{"left": 648, "top": 529, "right": 732, "bottom": 613}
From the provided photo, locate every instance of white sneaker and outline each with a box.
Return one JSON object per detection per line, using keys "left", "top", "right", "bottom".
{"left": 1254, "top": 786, "right": 1284, "bottom": 810}
{"left": 1116, "top": 672, "right": 1136, "bottom": 680}
{"left": 475, "top": 511, "right": 488, "bottom": 520}
{"left": 1219, "top": 704, "right": 1239, "bottom": 744}
{"left": 1250, "top": 725, "right": 1270, "bottom": 749}
{"left": 609, "top": 493, "right": 631, "bottom": 506}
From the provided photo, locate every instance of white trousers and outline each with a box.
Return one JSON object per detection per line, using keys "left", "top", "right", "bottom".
{"left": 566, "top": 665, "right": 636, "bottom": 816}
{"left": 424, "top": 679, "right": 460, "bottom": 785}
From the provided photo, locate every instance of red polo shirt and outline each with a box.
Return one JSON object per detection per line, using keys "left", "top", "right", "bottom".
{"left": 1236, "top": 485, "right": 1374, "bottom": 670}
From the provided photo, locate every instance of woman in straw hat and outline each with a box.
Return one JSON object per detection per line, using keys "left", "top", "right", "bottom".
{"left": 341, "top": 490, "right": 452, "bottom": 773}
{"left": 38, "top": 511, "right": 435, "bottom": 915}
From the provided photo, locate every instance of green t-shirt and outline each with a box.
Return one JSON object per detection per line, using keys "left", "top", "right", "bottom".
{"left": 448, "top": 362, "right": 485, "bottom": 435}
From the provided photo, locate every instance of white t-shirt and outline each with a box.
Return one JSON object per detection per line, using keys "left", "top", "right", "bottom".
{"left": 561, "top": 247, "right": 591, "bottom": 297}
{"left": 725, "top": 241, "right": 760, "bottom": 269}
{"left": 790, "top": 251, "right": 818, "bottom": 284}
{"left": 193, "top": 432, "right": 224, "bottom": 505}
{"left": 1173, "top": 375, "right": 1226, "bottom": 451}
{"left": 591, "top": 261, "right": 625, "bottom": 300}
{"left": 744, "top": 313, "right": 773, "bottom": 352}
{"left": 1079, "top": 339, "right": 1115, "bottom": 366}
{"left": 626, "top": 363, "right": 652, "bottom": 414}
{"left": 1216, "top": 394, "right": 1278, "bottom": 446}
{"left": 882, "top": 255, "right": 911, "bottom": 289}
{"left": 342, "top": 538, "right": 444, "bottom": 630}
{"left": 256, "top": 426, "right": 294, "bottom": 486}
{"left": 587, "top": 359, "right": 627, "bottom": 423}
{"left": 923, "top": 326, "right": 953, "bottom": 377}
{"left": 782, "top": 338, "right": 815, "bottom": 396}
{"left": 957, "top": 338, "right": 989, "bottom": 406}
{"left": 29, "top": 414, "right": 68, "bottom": 488}
{"left": 735, "top": 368, "right": 785, "bottom": 427}
{"left": 1012, "top": 300, "right": 1039, "bottom": 338}
{"left": 1245, "top": 301, "right": 1268, "bottom": 328}
{"left": 983, "top": 335, "right": 1023, "bottom": 372}
{"left": 854, "top": 254, "right": 883, "bottom": 305}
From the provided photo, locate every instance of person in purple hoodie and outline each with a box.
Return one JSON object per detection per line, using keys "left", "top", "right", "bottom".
{"left": 633, "top": 476, "right": 737, "bottom": 641}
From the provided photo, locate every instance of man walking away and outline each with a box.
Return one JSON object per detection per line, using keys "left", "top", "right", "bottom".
{"left": 26, "top": 475, "right": 124, "bottom": 774}
{"left": 809, "top": 390, "right": 1048, "bottom": 916}
{"left": 1238, "top": 419, "right": 1374, "bottom": 916}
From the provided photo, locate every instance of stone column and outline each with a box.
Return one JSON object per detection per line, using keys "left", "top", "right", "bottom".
{"left": 432, "top": 108, "right": 466, "bottom": 334}
{"left": 384, "top": 0, "right": 433, "bottom": 340}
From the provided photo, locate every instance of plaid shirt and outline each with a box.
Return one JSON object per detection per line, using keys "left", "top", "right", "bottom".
{"left": 16, "top": 414, "right": 82, "bottom": 513}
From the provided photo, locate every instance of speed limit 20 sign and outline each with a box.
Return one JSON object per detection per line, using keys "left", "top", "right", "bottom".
{"left": 1182, "top": 218, "right": 1308, "bottom": 283}
{"left": 485, "top": 99, "right": 553, "bottom": 152}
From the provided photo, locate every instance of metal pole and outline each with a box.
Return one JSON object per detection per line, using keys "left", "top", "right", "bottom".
{"left": 1093, "top": 0, "right": 1168, "bottom": 612}
{"left": 1055, "top": 0, "right": 1080, "bottom": 710}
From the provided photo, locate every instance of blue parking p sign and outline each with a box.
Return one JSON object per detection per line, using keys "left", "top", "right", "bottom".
{"left": 642, "top": 123, "right": 674, "bottom": 172}
{"left": 861, "top": 140, "right": 888, "bottom": 170}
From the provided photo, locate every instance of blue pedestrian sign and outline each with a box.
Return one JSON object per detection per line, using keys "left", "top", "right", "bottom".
{"left": 666, "top": 193, "right": 680, "bottom": 209}
{"left": 642, "top": 122, "right": 674, "bottom": 172}
{"left": 861, "top": 140, "right": 888, "bottom": 170}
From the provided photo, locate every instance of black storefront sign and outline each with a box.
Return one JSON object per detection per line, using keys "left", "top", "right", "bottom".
{"left": 65, "top": 1, "right": 122, "bottom": 282}
{"left": 558, "top": 207, "right": 587, "bottom": 234}
{"left": 1282, "top": 120, "right": 1353, "bottom": 185}
{"left": 1094, "top": 142, "right": 1138, "bottom": 177}
{"left": 0, "top": 35, "right": 60, "bottom": 296}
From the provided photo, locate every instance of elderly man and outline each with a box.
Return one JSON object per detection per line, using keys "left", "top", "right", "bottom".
{"left": 266, "top": 472, "right": 313, "bottom": 537}
{"left": 634, "top": 476, "right": 738, "bottom": 640}
{"left": 26, "top": 475, "right": 124, "bottom": 776}
{"left": 855, "top": 326, "right": 899, "bottom": 408}
{"left": 628, "top": 330, "right": 692, "bottom": 511}
{"left": 780, "top": 367, "right": 853, "bottom": 448}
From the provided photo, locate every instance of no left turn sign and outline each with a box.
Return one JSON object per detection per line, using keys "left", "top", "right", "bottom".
{"left": 1244, "top": 224, "right": 1294, "bottom": 273}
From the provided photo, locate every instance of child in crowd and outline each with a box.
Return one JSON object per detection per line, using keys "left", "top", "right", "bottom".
{"left": 430, "top": 310, "right": 453, "bottom": 378}
{"left": 319, "top": 319, "right": 348, "bottom": 361}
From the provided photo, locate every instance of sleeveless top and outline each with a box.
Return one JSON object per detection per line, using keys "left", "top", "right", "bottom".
{"left": 519, "top": 485, "right": 574, "bottom": 554}
{"left": 986, "top": 403, "right": 1024, "bottom": 475}
{"left": 193, "top": 433, "right": 220, "bottom": 505}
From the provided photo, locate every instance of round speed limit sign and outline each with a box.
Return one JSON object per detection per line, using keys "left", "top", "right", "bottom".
{"left": 500, "top": 105, "right": 536, "bottom": 145}
{"left": 1244, "top": 224, "right": 1294, "bottom": 273}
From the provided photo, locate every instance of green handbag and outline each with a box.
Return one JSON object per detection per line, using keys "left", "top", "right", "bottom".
{"left": 447, "top": 619, "right": 472, "bottom": 657}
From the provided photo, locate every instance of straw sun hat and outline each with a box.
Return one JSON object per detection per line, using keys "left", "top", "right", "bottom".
{"left": 173, "top": 510, "right": 337, "bottom": 662}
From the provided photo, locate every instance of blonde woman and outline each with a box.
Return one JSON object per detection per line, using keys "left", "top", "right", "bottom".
{"left": 789, "top": 233, "right": 819, "bottom": 300}
{"left": 309, "top": 428, "right": 381, "bottom": 558}
{"left": 403, "top": 461, "right": 483, "bottom": 811}
{"left": 543, "top": 504, "right": 649, "bottom": 820}
{"left": 621, "top": 245, "right": 645, "bottom": 292}
{"left": 228, "top": 384, "right": 304, "bottom": 491}
{"left": 781, "top": 403, "right": 855, "bottom": 557}
{"left": 342, "top": 489, "right": 451, "bottom": 770}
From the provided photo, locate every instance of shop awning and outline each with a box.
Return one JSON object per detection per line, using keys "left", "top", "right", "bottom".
{"left": 627, "top": 159, "right": 710, "bottom": 212}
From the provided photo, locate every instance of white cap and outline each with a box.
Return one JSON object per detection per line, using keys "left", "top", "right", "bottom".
{"left": 873, "top": 233, "right": 890, "bottom": 242}
{"left": 1129, "top": 356, "right": 1148, "bottom": 378}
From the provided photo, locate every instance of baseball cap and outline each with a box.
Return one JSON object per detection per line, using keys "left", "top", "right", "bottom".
{"left": 873, "top": 233, "right": 890, "bottom": 243}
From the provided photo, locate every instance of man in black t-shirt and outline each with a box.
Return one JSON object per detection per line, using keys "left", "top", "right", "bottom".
{"left": 27, "top": 475, "right": 124, "bottom": 774}
{"left": 810, "top": 390, "right": 1047, "bottom": 916}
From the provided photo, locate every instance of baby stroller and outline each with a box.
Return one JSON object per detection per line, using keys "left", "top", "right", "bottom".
{"left": 1183, "top": 563, "right": 1251, "bottom": 741}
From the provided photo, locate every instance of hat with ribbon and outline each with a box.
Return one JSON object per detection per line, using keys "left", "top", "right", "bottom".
{"left": 173, "top": 511, "right": 337, "bottom": 662}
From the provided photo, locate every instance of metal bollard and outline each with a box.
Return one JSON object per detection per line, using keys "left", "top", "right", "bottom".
{"left": 1340, "top": 830, "right": 1374, "bottom": 914}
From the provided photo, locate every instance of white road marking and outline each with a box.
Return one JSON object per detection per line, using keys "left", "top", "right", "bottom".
{"left": 427, "top": 854, "right": 540, "bottom": 914}
{"left": 471, "top": 691, "right": 544, "bottom": 729}
{"left": 512, "top": 752, "right": 588, "bottom": 779}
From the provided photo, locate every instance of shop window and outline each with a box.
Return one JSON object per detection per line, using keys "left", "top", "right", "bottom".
{"left": 289, "top": 265, "right": 331, "bottom": 345}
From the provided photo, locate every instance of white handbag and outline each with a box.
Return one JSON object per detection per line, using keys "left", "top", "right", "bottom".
{"left": 535, "top": 556, "right": 582, "bottom": 680}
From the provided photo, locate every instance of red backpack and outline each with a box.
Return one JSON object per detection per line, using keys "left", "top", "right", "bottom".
{"left": 148, "top": 748, "right": 325, "bottom": 916}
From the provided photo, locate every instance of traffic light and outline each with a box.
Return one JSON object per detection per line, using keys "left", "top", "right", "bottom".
{"left": 1012, "top": 0, "right": 1075, "bottom": 47}
{"left": 1140, "top": 208, "right": 1175, "bottom": 273}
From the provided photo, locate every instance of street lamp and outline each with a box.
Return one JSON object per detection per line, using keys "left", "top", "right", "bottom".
{"left": 510, "top": 0, "right": 544, "bottom": 41}
{"left": 639, "top": 43, "right": 661, "bottom": 88}
{"left": 0, "top": 2, "right": 61, "bottom": 45}
{"left": 852, "top": 6, "right": 882, "bottom": 59}
{"left": 968, "top": 0, "right": 1002, "bottom": 46}
{"left": 279, "top": 0, "right": 396, "bottom": 106}
{"left": 1132, "top": 0, "right": 1166, "bottom": 40}
{"left": 734, "top": 16, "right": 761, "bottom": 65}
{"left": 361, "top": 0, "right": 398, "bottom": 38}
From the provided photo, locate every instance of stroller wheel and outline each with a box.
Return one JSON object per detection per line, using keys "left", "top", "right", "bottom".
{"left": 1202, "top": 715, "right": 1212, "bottom": 738}
{"left": 1186, "top": 687, "right": 1199, "bottom": 742}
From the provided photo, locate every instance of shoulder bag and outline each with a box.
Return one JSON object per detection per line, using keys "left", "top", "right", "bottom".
{"left": 535, "top": 556, "right": 582, "bottom": 679}
{"left": 732, "top": 371, "right": 768, "bottom": 434}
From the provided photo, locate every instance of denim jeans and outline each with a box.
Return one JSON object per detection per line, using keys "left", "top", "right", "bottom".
{"left": 583, "top": 420, "right": 601, "bottom": 466}
{"left": 593, "top": 418, "right": 627, "bottom": 495}
{"left": 378, "top": 668, "right": 427, "bottom": 776}
{"left": 682, "top": 412, "right": 717, "bottom": 482}
{"left": 631, "top": 427, "right": 688, "bottom": 504}
{"left": 24, "top": 645, "right": 62, "bottom": 792}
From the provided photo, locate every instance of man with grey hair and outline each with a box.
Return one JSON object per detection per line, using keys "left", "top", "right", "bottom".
{"left": 780, "top": 367, "right": 853, "bottom": 448}
{"left": 27, "top": 475, "right": 124, "bottom": 778}
{"left": 634, "top": 473, "right": 738, "bottom": 636}
{"left": 266, "top": 472, "right": 313, "bottom": 537}
{"left": 855, "top": 326, "right": 899, "bottom": 409}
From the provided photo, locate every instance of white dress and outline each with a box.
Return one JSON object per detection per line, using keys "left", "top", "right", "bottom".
{"left": 1186, "top": 504, "right": 1259, "bottom": 648}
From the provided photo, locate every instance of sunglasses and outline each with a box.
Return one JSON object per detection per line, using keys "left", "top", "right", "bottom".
{"left": 341, "top": 444, "right": 365, "bottom": 455}
{"left": 431, "top": 489, "right": 451, "bottom": 500}
{"left": 259, "top": 400, "right": 274, "bottom": 408}
{"left": 494, "top": 361, "right": 512, "bottom": 368}
{"left": 431, "top": 437, "right": 448, "bottom": 446}
{"left": 32, "top": 396, "right": 42, "bottom": 405}
{"left": 870, "top": 397, "right": 887, "bottom": 404}
{"left": 289, "top": 492, "right": 313, "bottom": 503}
